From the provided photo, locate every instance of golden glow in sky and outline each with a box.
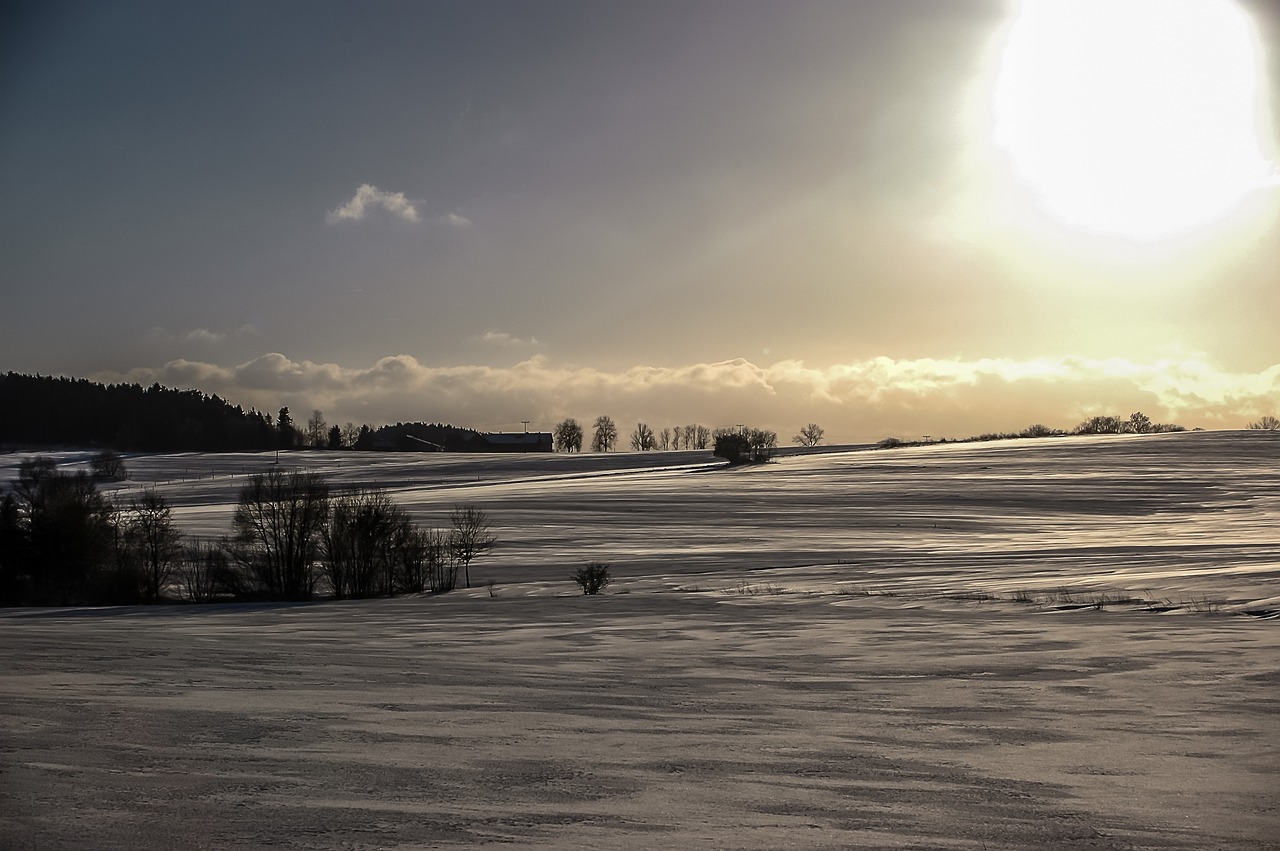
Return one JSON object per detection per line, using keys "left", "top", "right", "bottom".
{"left": 992, "top": 0, "right": 1276, "bottom": 242}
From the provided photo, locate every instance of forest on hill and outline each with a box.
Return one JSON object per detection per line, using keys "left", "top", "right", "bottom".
{"left": 0, "top": 372, "right": 278, "bottom": 451}
{"left": 0, "top": 373, "right": 484, "bottom": 453}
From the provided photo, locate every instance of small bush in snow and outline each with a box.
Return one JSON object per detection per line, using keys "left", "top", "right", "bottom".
{"left": 572, "top": 562, "right": 611, "bottom": 595}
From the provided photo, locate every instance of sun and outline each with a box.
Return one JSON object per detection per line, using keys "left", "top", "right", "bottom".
{"left": 991, "top": 0, "right": 1275, "bottom": 242}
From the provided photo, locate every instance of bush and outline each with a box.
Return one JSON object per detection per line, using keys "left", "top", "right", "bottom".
{"left": 90, "top": 449, "right": 128, "bottom": 482}
{"left": 572, "top": 562, "right": 611, "bottom": 595}
{"left": 876, "top": 437, "right": 903, "bottom": 449}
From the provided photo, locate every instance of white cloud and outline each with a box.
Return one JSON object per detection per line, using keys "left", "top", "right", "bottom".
{"left": 95, "top": 352, "right": 1280, "bottom": 443}
{"left": 145, "top": 325, "right": 261, "bottom": 345}
{"left": 184, "top": 328, "right": 226, "bottom": 343}
{"left": 442, "top": 212, "right": 472, "bottom": 227}
{"left": 479, "top": 330, "right": 540, "bottom": 348}
{"left": 326, "top": 184, "right": 421, "bottom": 224}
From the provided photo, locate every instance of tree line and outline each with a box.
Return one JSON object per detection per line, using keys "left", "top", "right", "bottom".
{"left": 552, "top": 416, "right": 816, "bottom": 456}
{"left": 0, "top": 373, "right": 486, "bottom": 454}
{"left": 0, "top": 372, "right": 279, "bottom": 451}
{"left": 0, "top": 458, "right": 495, "bottom": 607}
{"left": 876, "top": 411, "right": 1190, "bottom": 449}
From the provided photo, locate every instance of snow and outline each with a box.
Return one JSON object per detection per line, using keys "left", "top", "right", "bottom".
{"left": 1, "top": 430, "right": 1278, "bottom": 848}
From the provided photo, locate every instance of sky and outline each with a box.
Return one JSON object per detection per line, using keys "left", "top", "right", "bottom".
{"left": 3, "top": 0, "right": 1279, "bottom": 443}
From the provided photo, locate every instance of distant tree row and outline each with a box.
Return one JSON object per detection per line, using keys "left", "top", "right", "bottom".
{"left": 877, "top": 411, "right": 1188, "bottom": 449}
{"left": 0, "top": 458, "right": 496, "bottom": 606}
{"left": 553, "top": 416, "right": 746, "bottom": 454}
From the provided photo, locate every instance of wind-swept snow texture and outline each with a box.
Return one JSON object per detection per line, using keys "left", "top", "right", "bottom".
{"left": 2, "top": 431, "right": 1277, "bottom": 848}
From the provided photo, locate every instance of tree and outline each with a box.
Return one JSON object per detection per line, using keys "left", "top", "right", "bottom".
{"left": 572, "top": 562, "right": 611, "bottom": 595}
{"left": 390, "top": 524, "right": 448, "bottom": 594}
{"left": 122, "top": 491, "right": 183, "bottom": 603}
{"left": 792, "top": 423, "right": 824, "bottom": 447}
{"left": 323, "top": 489, "right": 410, "bottom": 598}
{"left": 630, "top": 422, "right": 657, "bottom": 451}
{"left": 591, "top": 415, "right": 618, "bottom": 452}
{"left": 659, "top": 427, "right": 672, "bottom": 450}
{"left": 1248, "top": 415, "right": 1280, "bottom": 430}
{"left": 449, "top": 505, "right": 496, "bottom": 589}
{"left": 1020, "top": 423, "right": 1057, "bottom": 438}
{"left": 748, "top": 428, "right": 778, "bottom": 461}
{"left": 177, "top": 539, "right": 228, "bottom": 603}
{"left": 553, "top": 418, "right": 584, "bottom": 453}
{"left": 327, "top": 424, "right": 344, "bottom": 450}
{"left": 1127, "top": 411, "right": 1153, "bottom": 434}
{"left": 90, "top": 449, "right": 128, "bottom": 481}
{"left": 11, "top": 458, "right": 117, "bottom": 605}
{"left": 306, "top": 409, "right": 328, "bottom": 449}
{"left": 231, "top": 469, "right": 329, "bottom": 600}
{"left": 0, "top": 493, "right": 26, "bottom": 605}
{"left": 1074, "top": 415, "right": 1124, "bottom": 435}
{"left": 277, "top": 407, "right": 297, "bottom": 448}
{"left": 342, "top": 422, "right": 361, "bottom": 447}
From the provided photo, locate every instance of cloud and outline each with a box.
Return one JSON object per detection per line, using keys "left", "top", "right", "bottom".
{"left": 479, "top": 330, "right": 540, "bottom": 348}
{"left": 145, "top": 325, "right": 261, "bottom": 345}
{"left": 326, "top": 184, "right": 421, "bottom": 224}
{"left": 441, "top": 212, "right": 472, "bottom": 227}
{"left": 94, "top": 352, "right": 1280, "bottom": 442}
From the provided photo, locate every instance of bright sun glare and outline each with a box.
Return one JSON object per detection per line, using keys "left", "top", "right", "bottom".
{"left": 992, "top": 0, "right": 1276, "bottom": 242}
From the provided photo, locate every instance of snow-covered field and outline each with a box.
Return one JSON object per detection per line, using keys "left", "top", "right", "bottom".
{"left": 2, "top": 431, "right": 1278, "bottom": 848}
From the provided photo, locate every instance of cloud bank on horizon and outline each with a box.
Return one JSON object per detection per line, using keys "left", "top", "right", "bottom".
{"left": 3, "top": 1, "right": 1279, "bottom": 440}
{"left": 94, "top": 351, "right": 1280, "bottom": 442}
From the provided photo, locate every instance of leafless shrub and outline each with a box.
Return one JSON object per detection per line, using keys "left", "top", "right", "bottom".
{"left": 572, "top": 562, "right": 611, "bottom": 595}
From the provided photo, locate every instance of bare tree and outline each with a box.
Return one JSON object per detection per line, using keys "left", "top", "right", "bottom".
{"left": 592, "top": 415, "right": 618, "bottom": 452}
{"left": 792, "top": 423, "right": 825, "bottom": 447}
{"left": 323, "top": 489, "right": 407, "bottom": 598}
{"left": 1075, "top": 415, "right": 1124, "bottom": 435}
{"left": 1248, "top": 415, "right": 1280, "bottom": 430}
{"left": 123, "top": 491, "right": 183, "bottom": 603}
{"left": 449, "top": 505, "right": 496, "bottom": 589}
{"left": 694, "top": 425, "right": 712, "bottom": 450}
{"left": 391, "top": 524, "right": 449, "bottom": 594}
{"left": 342, "top": 422, "right": 361, "bottom": 447}
{"left": 178, "top": 538, "right": 227, "bottom": 603}
{"left": 658, "top": 427, "right": 672, "bottom": 450}
{"left": 306, "top": 409, "right": 328, "bottom": 449}
{"left": 630, "top": 423, "right": 657, "bottom": 451}
{"left": 231, "top": 469, "right": 329, "bottom": 600}
{"left": 553, "top": 418, "right": 584, "bottom": 452}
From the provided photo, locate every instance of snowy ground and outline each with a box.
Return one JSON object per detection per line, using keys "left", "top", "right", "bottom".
{"left": 2, "top": 431, "right": 1278, "bottom": 848}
